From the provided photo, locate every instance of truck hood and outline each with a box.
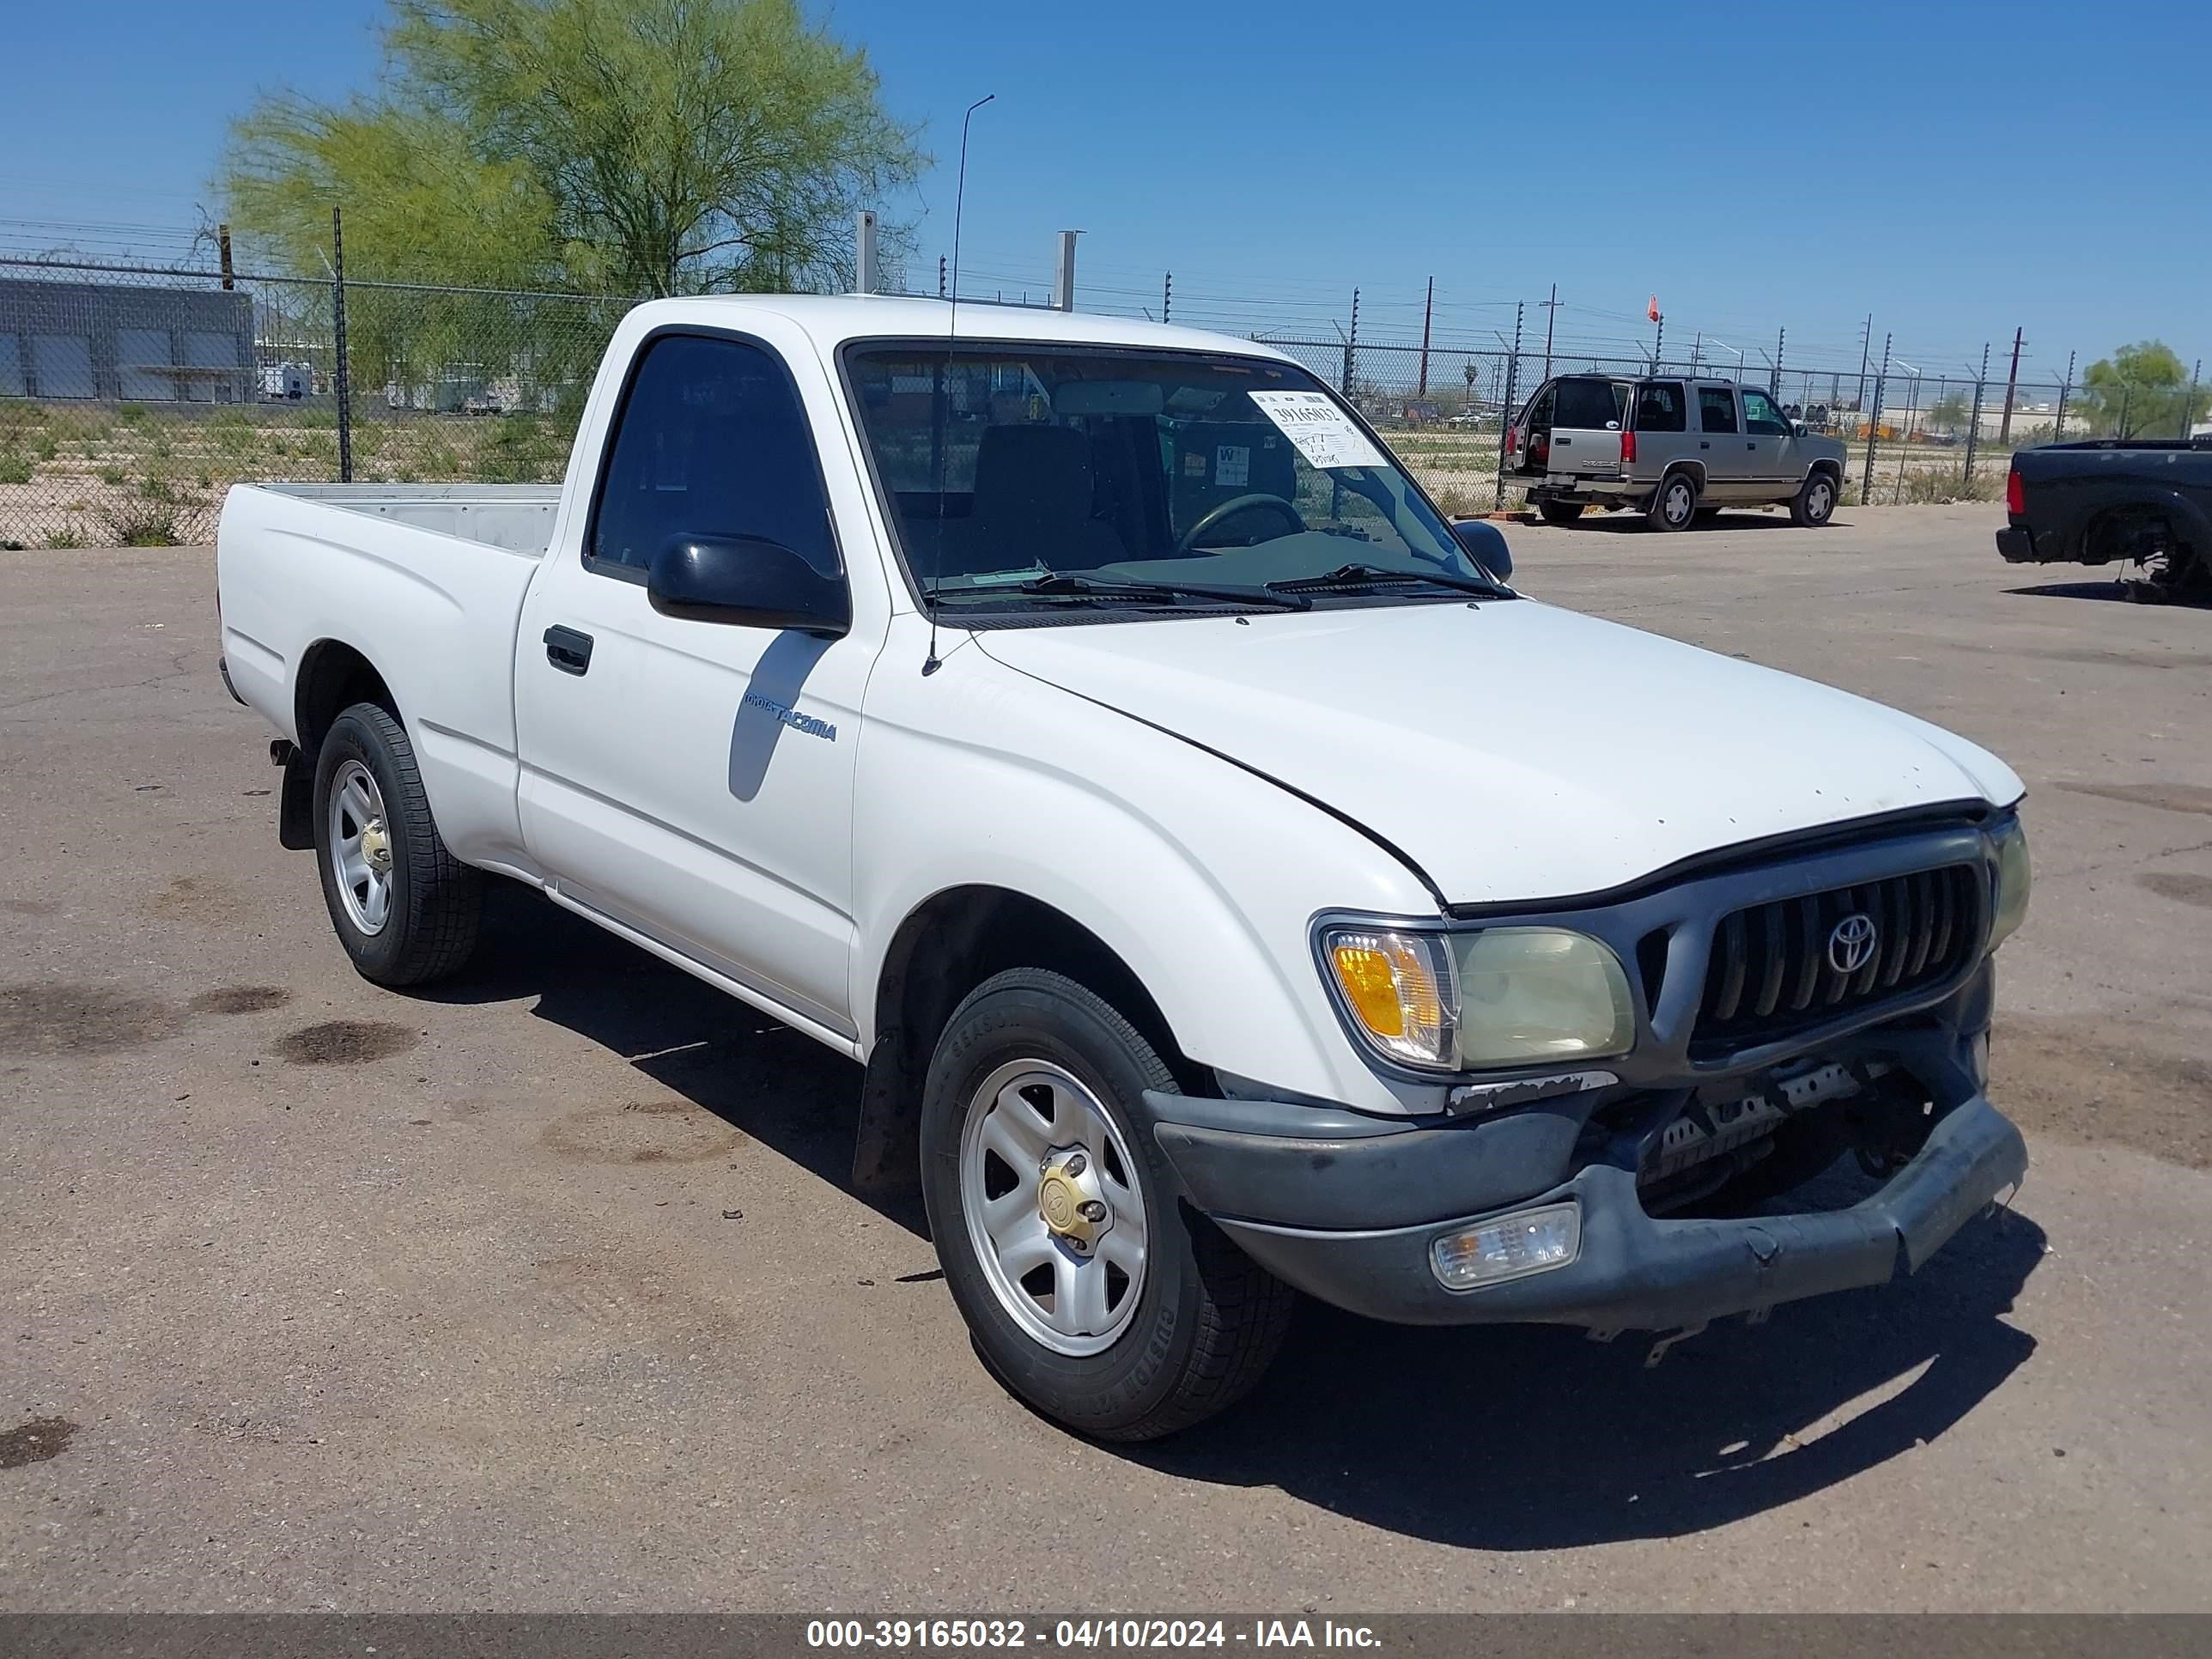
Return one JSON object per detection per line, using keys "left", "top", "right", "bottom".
{"left": 975, "top": 599, "right": 2021, "bottom": 906}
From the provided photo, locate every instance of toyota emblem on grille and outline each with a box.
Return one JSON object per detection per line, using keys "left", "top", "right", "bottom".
{"left": 1827, "top": 912, "right": 1879, "bottom": 975}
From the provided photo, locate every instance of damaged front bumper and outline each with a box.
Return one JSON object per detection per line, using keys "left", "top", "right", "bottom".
{"left": 1155, "top": 1091, "right": 2024, "bottom": 1331}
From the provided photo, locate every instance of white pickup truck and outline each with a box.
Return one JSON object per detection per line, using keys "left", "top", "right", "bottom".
{"left": 217, "top": 296, "right": 2033, "bottom": 1440}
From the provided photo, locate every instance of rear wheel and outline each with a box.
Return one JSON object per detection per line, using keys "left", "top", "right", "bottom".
{"left": 1536, "top": 498, "right": 1585, "bottom": 527}
{"left": 1791, "top": 470, "right": 1838, "bottom": 526}
{"left": 1648, "top": 471, "right": 1698, "bottom": 532}
{"left": 921, "top": 969, "right": 1294, "bottom": 1441}
{"left": 313, "top": 702, "right": 482, "bottom": 987}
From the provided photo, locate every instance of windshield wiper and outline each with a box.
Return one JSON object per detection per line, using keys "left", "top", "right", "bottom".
{"left": 934, "top": 573, "right": 1310, "bottom": 611}
{"left": 1266, "top": 561, "right": 1512, "bottom": 599}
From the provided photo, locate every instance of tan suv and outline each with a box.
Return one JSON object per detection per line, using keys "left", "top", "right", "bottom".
{"left": 1507, "top": 374, "right": 1848, "bottom": 531}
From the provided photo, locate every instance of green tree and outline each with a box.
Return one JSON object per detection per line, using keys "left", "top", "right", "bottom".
{"left": 1925, "top": 391, "right": 1969, "bottom": 436}
{"left": 222, "top": 0, "right": 922, "bottom": 296}
{"left": 2080, "top": 340, "right": 2189, "bottom": 439}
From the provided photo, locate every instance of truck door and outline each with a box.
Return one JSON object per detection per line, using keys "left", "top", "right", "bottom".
{"left": 1695, "top": 384, "right": 1753, "bottom": 500}
{"left": 1739, "top": 385, "right": 1798, "bottom": 491}
{"left": 514, "top": 328, "right": 873, "bottom": 1038}
{"left": 1544, "top": 375, "right": 1627, "bottom": 477}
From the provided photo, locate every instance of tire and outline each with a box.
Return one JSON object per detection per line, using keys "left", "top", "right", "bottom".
{"left": 1537, "top": 498, "right": 1585, "bottom": 527}
{"left": 1790, "top": 469, "right": 1838, "bottom": 527}
{"left": 1647, "top": 470, "right": 1698, "bottom": 532}
{"left": 921, "top": 968, "right": 1294, "bottom": 1441}
{"left": 313, "top": 702, "right": 483, "bottom": 987}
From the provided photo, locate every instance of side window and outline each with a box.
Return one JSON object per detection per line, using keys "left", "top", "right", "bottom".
{"left": 1697, "top": 386, "right": 1740, "bottom": 434}
{"left": 1633, "top": 382, "right": 1686, "bottom": 432}
{"left": 1741, "top": 387, "right": 1790, "bottom": 435}
{"left": 1525, "top": 383, "right": 1555, "bottom": 428}
{"left": 589, "top": 333, "right": 839, "bottom": 579}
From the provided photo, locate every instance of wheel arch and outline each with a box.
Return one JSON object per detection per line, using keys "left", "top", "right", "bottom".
{"left": 852, "top": 884, "right": 1196, "bottom": 1195}
{"left": 294, "top": 638, "right": 401, "bottom": 759}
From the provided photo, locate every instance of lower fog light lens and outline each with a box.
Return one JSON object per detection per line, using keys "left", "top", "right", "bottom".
{"left": 1430, "top": 1202, "right": 1581, "bottom": 1291}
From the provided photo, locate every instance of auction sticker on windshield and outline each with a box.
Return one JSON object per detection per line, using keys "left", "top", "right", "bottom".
{"left": 1248, "top": 390, "right": 1388, "bottom": 470}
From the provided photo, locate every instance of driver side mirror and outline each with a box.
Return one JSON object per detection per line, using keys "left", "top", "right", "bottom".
{"left": 1792, "top": 421, "right": 1808, "bottom": 437}
{"left": 647, "top": 534, "right": 850, "bottom": 636}
{"left": 1451, "top": 519, "right": 1513, "bottom": 582}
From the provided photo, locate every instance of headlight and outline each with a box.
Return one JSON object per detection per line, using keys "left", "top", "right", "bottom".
{"left": 1322, "top": 924, "right": 1635, "bottom": 1073}
{"left": 1989, "top": 817, "right": 2031, "bottom": 951}
{"left": 1454, "top": 928, "right": 1636, "bottom": 1069}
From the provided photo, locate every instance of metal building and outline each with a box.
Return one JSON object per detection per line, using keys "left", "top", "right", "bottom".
{"left": 0, "top": 276, "right": 255, "bottom": 403}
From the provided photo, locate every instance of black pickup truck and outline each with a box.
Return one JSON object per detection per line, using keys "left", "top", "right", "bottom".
{"left": 1998, "top": 437, "right": 2212, "bottom": 600}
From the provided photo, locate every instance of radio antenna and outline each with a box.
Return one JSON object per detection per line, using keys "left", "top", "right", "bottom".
{"left": 924, "top": 92, "right": 994, "bottom": 677}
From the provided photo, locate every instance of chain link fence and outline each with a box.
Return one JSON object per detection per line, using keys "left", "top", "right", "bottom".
{"left": 1, "top": 252, "right": 2204, "bottom": 546}
{"left": 1256, "top": 332, "right": 2205, "bottom": 516}
{"left": 0, "top": 258, "right": 628, "bottom": 547}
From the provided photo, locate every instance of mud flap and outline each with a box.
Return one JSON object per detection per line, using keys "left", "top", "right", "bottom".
{"left": 276, "top": 748, "right": 315, "bottom": 851}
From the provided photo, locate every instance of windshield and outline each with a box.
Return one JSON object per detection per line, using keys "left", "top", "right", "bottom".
{"left": 844, "top": 343, "right": 1496, "bottom": 614}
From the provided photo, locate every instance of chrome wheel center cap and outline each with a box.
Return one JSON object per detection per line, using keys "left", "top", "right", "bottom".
{"left": 360, "top": 821, "right": 392, "bottom": 872}
{"left": 1037, "top": 1146, "right": 1111, "bottom": 1252}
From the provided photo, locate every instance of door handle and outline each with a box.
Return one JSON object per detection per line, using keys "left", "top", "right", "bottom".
{"left": 544, "top": 625, "right": 593, "bottom": 676}
{"left": 1699, "top": 440, "right": 1711, "bottom": 449}
{"left": 1556, "top": 436, "right": 1572, "bottom": 446}
{"left": 1747, "top": 441, "right": 1758, "bottom": 451}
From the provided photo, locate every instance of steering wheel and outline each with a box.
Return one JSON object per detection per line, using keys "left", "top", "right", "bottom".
{"left": 1177, "top": 492, "right": 1305, "bottom": 552}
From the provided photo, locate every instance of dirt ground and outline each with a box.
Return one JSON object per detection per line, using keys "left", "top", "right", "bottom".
{"left": 3, "top": 503, "right": 2209, "bottom": 1612}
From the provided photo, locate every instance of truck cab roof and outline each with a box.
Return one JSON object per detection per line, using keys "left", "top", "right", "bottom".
{"left": 626, "top": 293, "right": 1301, "bottom": 362}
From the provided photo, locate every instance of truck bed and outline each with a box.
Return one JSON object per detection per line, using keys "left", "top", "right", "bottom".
{"left": 255, "top": 483, "right": 561, "bottom": 558}
{"left": 216, "top": 482, "right": 556, "bottom": 878}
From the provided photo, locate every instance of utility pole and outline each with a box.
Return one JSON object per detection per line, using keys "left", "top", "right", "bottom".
{"left": 1052, "top": 229, "right": 1080, "bottom": 313}
{"left": 1860, "top": 332, "right": 1891, "bottom": 503}
{"left": 1773, "top": 325, "right": 1784, "bottom": 398}
{"left": 1417, "top": 276, "right": 1435, "bottom": 398}
{"left": 1162, "top": 271, "right": 1171, "bottom": 325}
{"left": 2054, "top": 349, "right": 2075, "bottom": 441}
{"left": 1856, "top": 313, "right": 1873, "bottom": 410}
{"left": 2184, "top": 359, "right": 2203, "bottom": 439}
{"left": 1997, "top": 325, "right": 2025, "bottom": 446}
{"left": 1540, "top": 283, "right": 1559, "bottom": 380}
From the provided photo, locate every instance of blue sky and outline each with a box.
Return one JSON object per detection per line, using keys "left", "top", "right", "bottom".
{"left": 4, "top": 0, "right": 2203, "bottom": 380}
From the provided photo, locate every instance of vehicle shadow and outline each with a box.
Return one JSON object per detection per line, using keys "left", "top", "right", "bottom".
{"left": 415, "top": 890, "right": 2041, "bottom": 1545}
{"left": 408, "top": 881, "right": 915, "bottom": 1232}
{"left": 2005, "top": 579, "right": 2196, "bottom": 606}
{"left": 1123, "top": 1186, "right": 2044, "bottom": 1547}
{"left": 1566, "top": 511, "right": 1832, "bottom": 534}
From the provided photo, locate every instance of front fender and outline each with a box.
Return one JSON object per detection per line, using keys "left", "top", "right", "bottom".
{"left": 852, "top": 622, "right": 1437, "bottom": 1115}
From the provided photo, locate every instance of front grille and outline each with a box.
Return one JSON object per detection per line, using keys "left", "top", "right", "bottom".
{"left": 1692, "top": 864, "right": 1983, "bottom": 1054}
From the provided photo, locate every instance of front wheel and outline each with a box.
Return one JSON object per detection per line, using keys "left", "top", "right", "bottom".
{"left": 1791, "top": 471, "right": 1838, "bottom": 526}
{"left": 921, "top": 969, "right": 1294, "bottom": 1441}
{"left": 313, "top": 702, "right": 483, "bottom": 987}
